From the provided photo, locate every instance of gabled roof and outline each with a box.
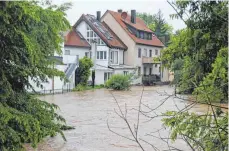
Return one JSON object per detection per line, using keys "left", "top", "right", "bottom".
{"left": 64, "top": 29, "right": 91, "bottom": 48}
{"left": 104, "top": 10, "right": 164, "bottom": 47}
{"left": 73, "top": 14, "right": 127, "bottom": 50}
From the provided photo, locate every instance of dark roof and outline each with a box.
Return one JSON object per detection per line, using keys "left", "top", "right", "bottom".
{"left": 64, "top": 29, "right": 91, "bottom": 48}
{"left": 73, "top": 14, "right": 127, "bottom": 50}
{"left": 105, "top": 10, "right": 164, "bottom": 47}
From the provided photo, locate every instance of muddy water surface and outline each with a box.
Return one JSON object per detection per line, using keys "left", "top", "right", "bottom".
{"left": 26, "top": 86, "right": 227, "bottom": 151}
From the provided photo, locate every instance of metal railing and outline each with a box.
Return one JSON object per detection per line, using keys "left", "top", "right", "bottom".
{"left": 65, "top": 57, "right": 79, "bottom": 79}
{"left": 142, "top": 74, "right": 161, "bottom": 86}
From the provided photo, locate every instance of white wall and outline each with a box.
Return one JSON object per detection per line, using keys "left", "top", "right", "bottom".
{"left": 135, "top": 44, "right": 162, "bottom": 67}
{"left": 63, "top": 46, "right": 90, "bottom": 64}
{"left": 96, "top": 45, "right": 110, "bottom": 67}
{"left": 28, "top": 65, "right": 67, "bottom": 93}
{"left": 95, "top": 70, "right": 105, "bottom": 85}
{"left": 101, "top": 13, "right": 136, "bottom": 66}
{"left": 76, "top": 21, "right": 87, "bottom": 38}
{"left": 142, "top": 64, "right": 160, "bottom": 75}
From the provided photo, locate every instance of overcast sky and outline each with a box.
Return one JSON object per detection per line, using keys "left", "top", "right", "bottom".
{"left": 54, "top": 0, "right": 186, "bottom": 32}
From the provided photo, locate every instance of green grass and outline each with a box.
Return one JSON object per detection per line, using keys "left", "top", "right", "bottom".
{"left": 73, "top": 84, "right": 104, "bottom": 91}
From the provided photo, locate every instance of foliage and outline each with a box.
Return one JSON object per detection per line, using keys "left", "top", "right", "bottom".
{"left": 193, "top": 48, "right": 228, "bottom": 103}
{"left": 105, "top": 74, "right": 131, "bottom": 90}
{"left": 75, "top": 57, "right": 93, "bottom": 86}
{"left": 161, "top": 1, "right": 228, "bottom": 151}
{"left": 137, "top": 9, "right": 173, "bottom": 46}
{"left": 0, "top": 1, "right": 71, "bottom": 150}
{"left": 73, "top": 84, "right": 104, "bottom": 91}
{"left": 161, "top": 0, "right": 228, "bottom": 102}
{"left": 162, "top": 110, "right": 228, "bottom": 151}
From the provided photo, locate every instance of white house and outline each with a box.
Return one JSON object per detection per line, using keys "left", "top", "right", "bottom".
{"left": 101, "top": 9, "right": 170, "bottom": 84}
{"left": 65, "top": 12, "right": 136, "bottom": 85}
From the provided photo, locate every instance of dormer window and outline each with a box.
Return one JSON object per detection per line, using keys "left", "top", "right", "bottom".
{"left": 140, "top": 32, "right": 144, "bottom": 39}
{"left": 148, "top": 34, "right": 152, "bottom": 40}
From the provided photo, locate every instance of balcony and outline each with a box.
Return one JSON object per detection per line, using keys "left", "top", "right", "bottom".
{"left": 142, "top": 74, "right": 161, "bottom": 86}
{"left": 142, "top": 56, "right": 161, "bottom": 64}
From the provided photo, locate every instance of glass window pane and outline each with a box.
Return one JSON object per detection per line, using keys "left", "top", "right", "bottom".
{"left": 138, "top": 48, "right": 141, "bottom": 58}
{"left": 114, "top": 51, "right": 118, "bottom": 64}
{"left": 87, "top": 32, "right": 89, "bottom": 37}
{"left": 100, "top": 51, "right": 103, "bottom": 59}
{"left": 90, "top": 31, "right": 93, "bottom": 37}
{"left": 149, "top": 50, "right": 152, "bottom": 57}
{"left": 104, "top": 73, "right": 107, "bottom": 82}
{"left": 65, "top": 50, "right": 70, "bottom": 55}
{"left": 97, "top": 51, "right": 99, "bottom": 59}
{"left": 104, "top": 51, "right": 107, "bottom": 59}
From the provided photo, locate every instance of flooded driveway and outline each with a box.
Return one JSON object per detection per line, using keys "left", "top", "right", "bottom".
{"left": 26, "top": 86, "right": 216, "bottom": 151}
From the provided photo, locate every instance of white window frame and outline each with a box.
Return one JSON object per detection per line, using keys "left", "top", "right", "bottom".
{"left": 96, "top": 51, "right": 107, "bottom": 60}
{"left": 104, "top": 72, "right": 112, "bottom": 82}
{"left": 85, "top": 52, "right": 90, "bottom": 58}
{"left": 155, "top": 49, "right": 158, "bottom": 55}
{"left": 110, "top": 50, "right": 119, "bottom": 65}
{"left": 65, "top": 50, "right": 70, "bottom": 55}
{"left": 123, "top": 71, "right": 129, "bottom": 76}
{"left": 143, "top": 48, "right": 147, "bottom": 57}
{"left": 86, "top": 24, "right": 105, "bottom": 45}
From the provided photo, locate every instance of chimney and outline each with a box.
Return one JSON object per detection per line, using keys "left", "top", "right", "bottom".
{"left": 131, "top": 10, "right": 136, "bottom": 24}
{"left": 118, "top": 9, "right": 122, "bottom": 13}
{"left": 96, "top": 11, "right": 101, "bottom": 21}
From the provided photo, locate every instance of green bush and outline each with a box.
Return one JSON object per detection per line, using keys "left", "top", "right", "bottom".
{"left": 73, "top": 84, "right": 104, "bottom": 91}
{"left": 105, "top": 74, "right": 131, "bottom": 90}
{"left": 73, "top": 84, "right": 85, "bottom": 91}
{"left": 75, "top": 57, "right": 93, "bottom": 86}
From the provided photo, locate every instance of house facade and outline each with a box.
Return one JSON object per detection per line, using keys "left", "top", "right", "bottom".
{"left": 29, "top": 9, "right": 172, "bottom": 93}
{"left": 101, "top": 10, "right": 170, "bottom": 84}
{"left": 64, "top": 12, "right": 136, "bottom": 85}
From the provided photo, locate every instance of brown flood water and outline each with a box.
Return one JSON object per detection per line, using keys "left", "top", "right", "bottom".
{"left": 25, "top": 86, "right": 228, "bottom": 151}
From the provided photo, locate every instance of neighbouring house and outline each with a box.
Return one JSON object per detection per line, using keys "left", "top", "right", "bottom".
{"left": 65, "top": 12, "right": 136, "bottom": 85}
{"left": 27, "top": 56, "right": 68, "bottom": 94}
{"left": 101, "top": 9, "right": 171, "bottom": 84}
{"left": 28, "top": 9, "right": 173, "bottom": 93}
{"left": 64, "top": 29, "right": 91, "bottom": 88}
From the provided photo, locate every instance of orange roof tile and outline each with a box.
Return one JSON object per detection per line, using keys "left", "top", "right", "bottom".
{"left": 64, "top": 29, "right": 91, "bottom": 48}
{"left": 107, "top": 10, "right": 164, "bottom": 47}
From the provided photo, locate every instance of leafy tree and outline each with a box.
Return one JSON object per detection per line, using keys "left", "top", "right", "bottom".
{"left": 0, "top": 1, "right": 71, "bottom": 150}
{"left": 75, "top": 57, "right": 93, "bottom": 86}
{"left": 163, "top": 110, "right": 228, "bottom": 151}
{"left": 162, "top": 0, "right": 228, "bottom": 101}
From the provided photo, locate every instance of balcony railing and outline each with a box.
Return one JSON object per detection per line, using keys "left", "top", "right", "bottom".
{"left": 142, "top": 56, "right": 161, "bottom": 64}
{"left": 142, "top": 74, "right": 161, "bottom": 85}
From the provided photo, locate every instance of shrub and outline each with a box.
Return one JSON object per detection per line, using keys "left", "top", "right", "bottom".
{"left": 73, "top": 84, "right": 104, "bottom": 91}
{"left": 75, "top": 57, "right": 93, "bottom": 86}
{"left": 73, "top": 84, "right": 85, "bottom": 91}
{"left": 105, "top": 74, "right": 131, "bottom": 90}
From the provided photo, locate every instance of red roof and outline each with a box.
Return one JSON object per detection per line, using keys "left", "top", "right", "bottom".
{"left": 73, "top": 14, "right": 127, "bottom": 50}
{"left": 107, "top": 10, "right": 164, "bottom": 47}
{"left": 64, "top": 29, "right": 91, "bottom": 48}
